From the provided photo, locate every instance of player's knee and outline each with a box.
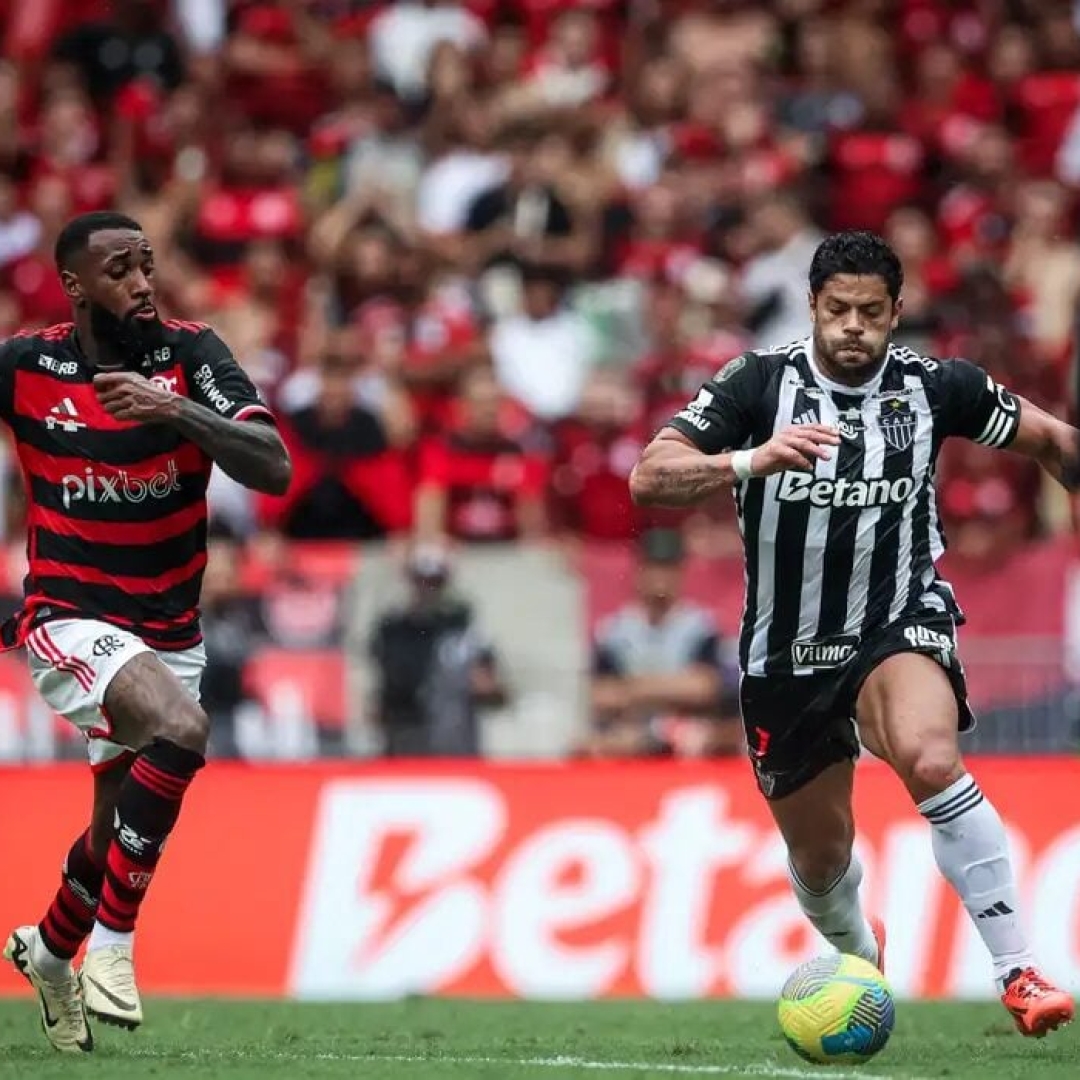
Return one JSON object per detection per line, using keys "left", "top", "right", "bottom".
{"left": 904, "top": 742, "right": 963, "bottom": 800}
{"left": 788, "top": 837, "right": 853, "bottom": 893}
{"left": 155, "top": 702, "right": 210, "bottom": 755}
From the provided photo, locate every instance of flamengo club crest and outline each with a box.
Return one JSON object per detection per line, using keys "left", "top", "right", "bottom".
{"left": 879, "top": 396, "right": 916, "bottom": 452}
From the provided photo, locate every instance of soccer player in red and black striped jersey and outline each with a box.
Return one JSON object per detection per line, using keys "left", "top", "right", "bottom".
{"left": 0, "top": 212, "right": 291, "bottom": 1052}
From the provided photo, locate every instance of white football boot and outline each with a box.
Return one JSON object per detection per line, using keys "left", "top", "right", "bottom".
{"left": 3, "top": 925, "right": 93, "bottom": 1053}
{"left": 80, "top": 943, "right": 143, "bottom": 1030}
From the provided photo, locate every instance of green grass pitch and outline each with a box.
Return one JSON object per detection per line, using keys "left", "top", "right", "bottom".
{"left": 0, "top": 998, "right": 1076, "bottom": 1079}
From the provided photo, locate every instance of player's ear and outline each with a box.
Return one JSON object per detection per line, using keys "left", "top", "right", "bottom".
{"left": 60, "top": 269, "right": 87, "bottom": 308}
{"left": 891, "top": 295, "right": 903, "bottom": 331}
{"left": 807, "top": 289, "right": 817, "bottom": 323}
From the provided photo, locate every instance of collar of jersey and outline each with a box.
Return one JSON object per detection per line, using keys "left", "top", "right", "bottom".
{"left": 803, "top": 336, "right": 890, "bottom": 398}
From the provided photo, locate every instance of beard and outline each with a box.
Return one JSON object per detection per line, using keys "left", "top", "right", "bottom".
{"left": 88, "top": 302, "right": 166, "bottom": 369}
{"left": 813, "top": 329, "right": 889, "bottom": 383}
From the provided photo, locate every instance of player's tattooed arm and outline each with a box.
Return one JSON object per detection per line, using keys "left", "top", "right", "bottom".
{"left": 168, "top": 398, "right": 292, "bottom": 494}
{"left": 1007, "top": 396, "right": 1080, "bottom": 491}
{"left": 631, "top": 425, "right": 840, "bottom": 507}
{"left": 93, "top": 372, "right": 292, "bottom": 494}
{"left": 630, "top": 430, "right": 739, "bottom": 506}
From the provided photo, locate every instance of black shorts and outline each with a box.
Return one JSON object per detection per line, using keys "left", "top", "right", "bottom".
{"left": 740, "top": 611, "right": 974, "bottom": 801}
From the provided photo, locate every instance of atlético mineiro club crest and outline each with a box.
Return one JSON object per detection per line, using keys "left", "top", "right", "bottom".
{"left": 879, "top": 397, "right": 916, "bottom": 452}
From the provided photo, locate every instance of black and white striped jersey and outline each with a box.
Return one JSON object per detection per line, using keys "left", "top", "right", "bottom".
{"left": 665, "top": 338, "right": 1021, "bottom": 677}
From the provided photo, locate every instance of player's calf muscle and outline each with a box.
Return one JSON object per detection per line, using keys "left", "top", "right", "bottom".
{"left": 89, "top": 766, "right": 129, "bottom": 861}
{"left": 103, "top": 653, "right": 210, "bottom": 753}
{"left": 770, "top": 763, "right": 855, "bottom": 889}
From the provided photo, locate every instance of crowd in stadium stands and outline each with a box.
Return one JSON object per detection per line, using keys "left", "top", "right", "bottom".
{"left": 0, "top": 0, "right": 1079, "bottom": 757}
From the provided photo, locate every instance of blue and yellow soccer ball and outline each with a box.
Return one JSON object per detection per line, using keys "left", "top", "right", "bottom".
{"left": 777, "top": 954, "right": 895, "bottom": 1065}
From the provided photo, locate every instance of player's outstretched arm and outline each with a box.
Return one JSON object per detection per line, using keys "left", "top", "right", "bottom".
{"left": 94, "top": 372, "right": 292, "bottom": 495}
{"left": 629, "top": 424, "right": 840, "bottom": 508}
{"left": 1005, "top": 396, "right": 1080, "bottom": 491}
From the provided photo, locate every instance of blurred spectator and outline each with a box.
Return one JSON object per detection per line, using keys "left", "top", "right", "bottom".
{"left": 8, "top": 175, "right": 74, "bottom": 326}
{"left": 580, "top": 528, "right": 738, "bottom": 759}
{"left": 740, "top": 189, "right": 822, "bottom": 350}
{"left": 1002, "top": 180, "right": 1080, "bottom": 363}
{"left": 489, "top": 261, "right": 594, "bottom": 421}
{"left": 415, "top": 366, "right": 548, "bottom": 544}
{"left": 511, "top": 8, "right": 611, "bottom": 113}
{"left": 399, "top": 274, "right": 490, "bottom": 431}
{"left": 259, "top": 348, "right": 413, "bottom": 540}
{"left": 826, "top": 69, "right": 927, "bottom": 233}
{"left": 883, "top": 205, "right": 955, "bottom": 353}
{"left": 610, "top": 179, "right": 703, "bottom": 282}
{"left": 0, "top": 174, "right": 39, "bottom": 269}
{"left": 191, "top": 126, "right": 304, "bottom": 269}
{"left": 937, "top": 437, "right": 1042, "bottom": 572}
{"left": 416, "top": 96, "right": 506, "bottom": 240}
{"left": 634, "top": 273, "right": 746, "bottom": 434}
{"left": 459, "top": 121, "right": 587, "bottom": 284}
{"left": 369, "top": 0, "right": 487, "bottom": 102}
{"left": 200, "top": 528, "right": 265, "bottom": 759}
{"left": 598, "top": 56, "right": 685, "bottom": 192}
{"left": 550, "top": 367, "right": 645, "bottom": 542}
{"left": 369, "top": 545, "right": 507, "bottom": 756}
{"left": 53, "top": 0, "right": 185, "bottom": 106}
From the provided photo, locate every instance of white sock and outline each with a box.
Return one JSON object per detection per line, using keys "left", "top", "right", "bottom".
{"left": 30, "top": 931, "right": 70, "bottom": 981}
{"left": 788, "top": 853, "right": 879, "bottom": 965}
{"left": 87, "top": 923, "right": 134, "bottom": 953}
{"left": 919, "top": 774, "right": 1033, "bottom": 988}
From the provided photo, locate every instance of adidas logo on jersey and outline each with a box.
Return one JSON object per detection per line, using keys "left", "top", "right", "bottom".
{"left": 777, "top": 472, "right": 914, "bottom": 508}
{"left": 44, "top": 398, "right": 85, "bottom": 433}
{"left": 792, "top": 409, "right": 818, "bottom": 426}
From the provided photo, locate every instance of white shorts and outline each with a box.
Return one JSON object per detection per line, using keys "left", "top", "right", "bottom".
{"left": 26, "top": 619, "right": 206, "bottom": 771}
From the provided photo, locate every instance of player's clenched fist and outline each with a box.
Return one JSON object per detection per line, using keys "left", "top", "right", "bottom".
{"left": 747, "top": 424, "right": 840, "bottom": 476}
{"left": 94, "top": 371, "right": 181, "bottom": 423}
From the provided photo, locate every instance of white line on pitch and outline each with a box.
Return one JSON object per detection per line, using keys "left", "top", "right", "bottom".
{"left": 120, "top": 1047, "right": 923, "bottom": 1079}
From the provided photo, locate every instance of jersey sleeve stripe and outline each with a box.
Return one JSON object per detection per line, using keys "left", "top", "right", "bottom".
{"left": 233, "top": 404, "right": 275, "bottom": 423}
{"left": 973, "top": 411, "right": 1005, "bottom": 446}
{"left": 975, "top": 408, "right": 1004, "bottom": 444}
{"left": 974, "top": 409, "right": 1015, "bottom": 447}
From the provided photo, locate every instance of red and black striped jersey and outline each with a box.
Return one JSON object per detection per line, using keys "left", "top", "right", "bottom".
{"left": 0, "top": 319, "right": 275, "bottom": 650}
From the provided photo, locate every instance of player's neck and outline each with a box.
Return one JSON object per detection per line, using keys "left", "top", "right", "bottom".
{"left": 72, "top": 315, "right": 130, "bottom": 371}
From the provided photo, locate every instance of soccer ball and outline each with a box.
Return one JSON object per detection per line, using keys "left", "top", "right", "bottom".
{"left": 777, "top": 953, "right": 895, "bottom": 1064}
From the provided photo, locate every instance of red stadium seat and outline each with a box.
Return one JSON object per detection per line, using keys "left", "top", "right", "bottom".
{"left": 243, "top": 648, "right": 348, "bottom": 730}
{"left": 285, "top": 542, "right": 361, "bottom": 587}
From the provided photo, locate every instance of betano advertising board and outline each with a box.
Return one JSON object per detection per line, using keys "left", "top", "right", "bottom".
{"left": 1, "top": 761, "right": 1077, "bottom": 1000}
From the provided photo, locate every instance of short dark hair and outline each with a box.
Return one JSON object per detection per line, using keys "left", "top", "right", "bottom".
{"left": 54, "top": 211, "right": 144, "bottom": 271}
{"left": 808, "top": 231, "right": 903, "bottom": 302}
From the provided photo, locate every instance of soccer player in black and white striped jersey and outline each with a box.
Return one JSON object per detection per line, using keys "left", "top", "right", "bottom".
{"left": 632, "top": 231, "right": 1076, "bottom": 1036}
